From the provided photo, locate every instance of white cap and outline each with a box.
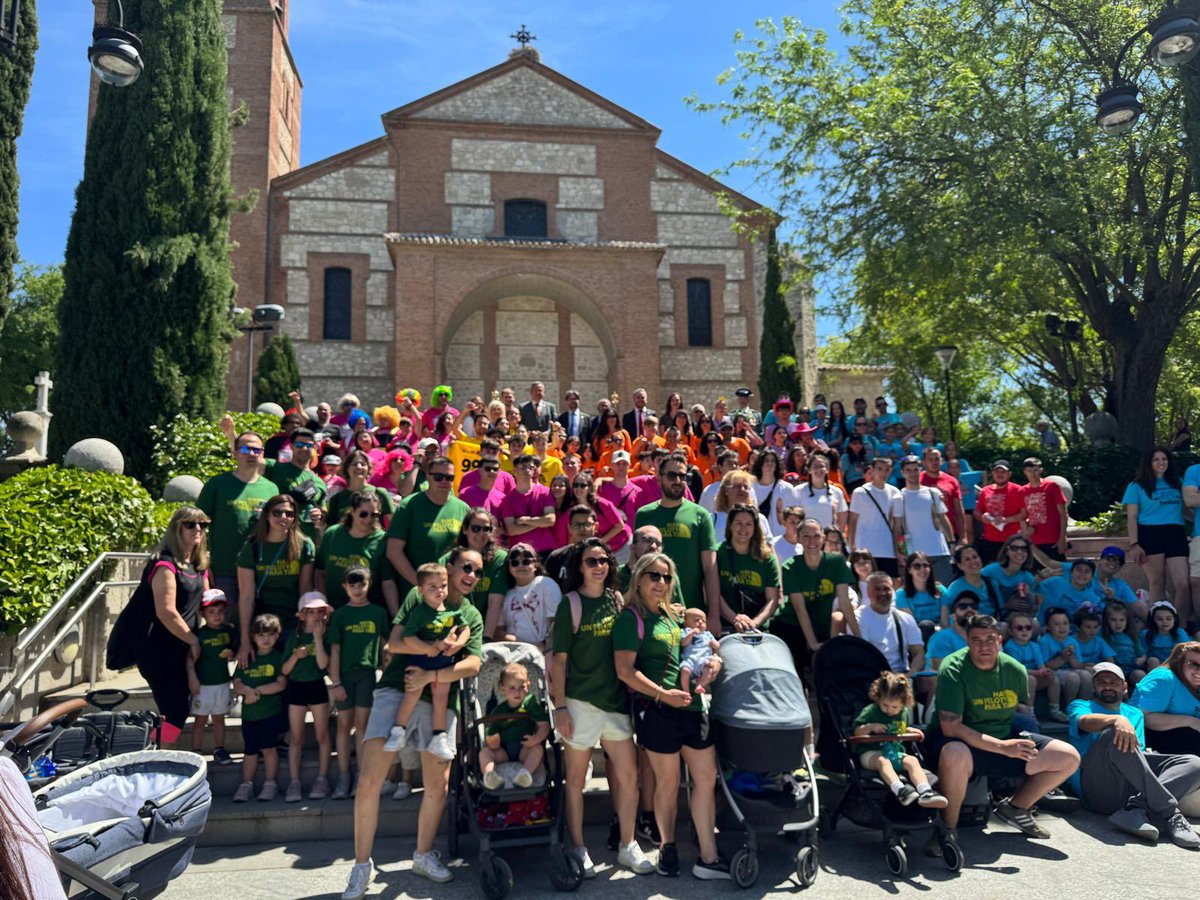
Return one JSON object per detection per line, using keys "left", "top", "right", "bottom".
{"left": 298, "top": 591, "right": 332, "bottom": 611}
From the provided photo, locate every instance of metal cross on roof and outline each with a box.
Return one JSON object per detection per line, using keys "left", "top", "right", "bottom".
{"left": 510, "top": 24, "right": 536, "bottom": 49}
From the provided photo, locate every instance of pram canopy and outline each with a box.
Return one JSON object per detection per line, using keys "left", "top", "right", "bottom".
{"left": 711, "top": 632, "right": 811, "bottom": 731}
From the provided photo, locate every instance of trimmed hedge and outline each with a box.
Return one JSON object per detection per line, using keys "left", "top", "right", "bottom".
{"left": 148, "top": 411, "right": 281, "bottom": 493}
{"left": 0, "top": 466, "right": 156, "bottom": 631}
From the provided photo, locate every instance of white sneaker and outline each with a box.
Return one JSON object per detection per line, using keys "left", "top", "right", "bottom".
{"left": 617, "top": 840, "right": 655, "bottom": 874}
{"left": 412, "top": 849, "right": 453, "bottom": 883}
{"left": 379, "top": 779, "right": 397, "bottom": 797}
{"left": 383, "top": 725, "right": 406, "bottom": 752}
{"left": 483, "top": 769, "right": 504, "bottom": 790}
{"left": 392, "top": 781, "right": 413, "bottom": 801}
{"left": 427, "top": 731, "right": 456, "bottom": 761}
{"left": 513, "top": 768, "right": 533, "bottom": 788}
{"left": 569, "top": 846, "right": 596, "bottom": 879}
{"left": 341, "top": 860, "right": 373, "bottom": 899}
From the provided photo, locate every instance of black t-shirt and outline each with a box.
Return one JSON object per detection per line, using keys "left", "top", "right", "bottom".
{"left": 263, "top": 433, "right": 290, "bottom": 461}
{"left": 544, "top": 544, "right": 576, "bottom": 589}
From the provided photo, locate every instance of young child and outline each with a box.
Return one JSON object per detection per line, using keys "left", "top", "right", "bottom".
{"left": 478, "top": 662, "right": 551, "bottom": 790}
{"left": 679, "top": 608, "right": 721, "bottom": 694}
{"left": 1103, "top": 600, "right": 1146, "bottom": 684}
{"left": 495, "top": 543, "right": 561, "bottom": 650}
{"left": 231, "top": 614, "right": 287, "bottom": 802}
{"left": 1039, "top": 607, "right": 1092, "bottom": 703}
{"left": 1037, "top": 558, "right": 1098, "bottom": 625}
{"left": 1073, "top": 605, "right": 1116, "bottom": 667}
{"left": 384, "top": 563, "right": 471, "bottom": 760}
{"left": 1143, "top": 600, "right": 1190, "bottom": 668}
{"left": 187, "top": 589, "right": 237, "bottom": 765}
{"left": 852, "top": 671, "right": 947, "bottom": 808}
{"left": 281, "top": 592, "right": 332, "bottom": 803}
{"left": 1003, "top": 612, "right": 1064, "bottom": 723}
{"left": 328, "top": 566, "right": 389, "bottom": 800}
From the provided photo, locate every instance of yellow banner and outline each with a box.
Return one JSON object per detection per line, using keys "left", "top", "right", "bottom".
{"left": 447, "top": 438, "right": 482, "bottom": 491}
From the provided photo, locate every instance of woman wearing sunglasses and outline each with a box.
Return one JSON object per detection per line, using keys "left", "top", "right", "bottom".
{"left": 236, "top": 494, "right": 315, "bottom": 665}
{"left": 450, "top": 508, "right": 510, "bottom": 619}
{"left": 136, "top": 506, "right": 212, "bottom": 745}
{"left": 328, "top": 450, "right": 397, "bottom": 528}
{"left": 316, "top": 491, "right": 392, "bottom": 612}
{"left": 559, "top": 472, "right": 630, "bottom": 558}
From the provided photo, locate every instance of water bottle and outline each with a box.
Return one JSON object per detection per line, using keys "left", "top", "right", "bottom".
{"left": 279, "top": 444, "right": 293, "bottom": 463}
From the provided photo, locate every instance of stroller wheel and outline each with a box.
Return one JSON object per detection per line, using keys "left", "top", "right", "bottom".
{"left": 885, "top": 844, "right": 907, "bottom": 877}
{"left": 480, "top": 856, "right": 514, "bottom": 900}
{"left": 730, "top": 847, "right": 759, "bottom": 889}
{"left": 941, "top": 838, "right": 964, "bottom": 872}
{"left": 548, "top": 849, "right": 584, "bottom": 892}
{"left": 795, "top": 845, "right": 818, "bottom": 888}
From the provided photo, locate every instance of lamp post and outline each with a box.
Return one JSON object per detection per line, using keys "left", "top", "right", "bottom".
{"left": 0, "top": 0, "right": 21, "bottom": 51}
{"left": 1044, "top": 314, "right": 1084, "bottom": 445}
{"left": 88, "top": 0, "right": 143, "bottom": 87}
{"left": 237, "top": 305, "right": 284, "bottom": 411}
{"left": 933, "top": 344, "right": 958, "bottom": 443}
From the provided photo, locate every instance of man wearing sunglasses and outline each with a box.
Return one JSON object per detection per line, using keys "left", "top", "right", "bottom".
{"left": 458, "top": 454, "right": 507, "bottom": 522}
{"left": 386, "top": 457, "right": 470, "bottom": 593}
{"left": 500, "top": 454, "right": 557, "bottom": 559}
{"left": 545, "top": 506, "right": 598, "bottom": 587}
{"left": 263, "top": 427, "right": 328, "bottom": 539}
{"left": 458, "top": 438, "right": 514, "bottom": 496}
{"left": 926, "top": 593, "right": 978, "bottom": 671}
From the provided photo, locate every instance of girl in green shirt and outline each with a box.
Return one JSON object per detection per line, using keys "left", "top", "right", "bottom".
{"left": 716, "top": 504, "right": 782, "bottom": 634}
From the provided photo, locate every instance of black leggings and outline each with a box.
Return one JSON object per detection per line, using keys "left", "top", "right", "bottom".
{"left": 136, "top": 630, "right": 191, "bottom": 731}
{"left": 1146, "top": 727, "right": 1200, "bottom": 756}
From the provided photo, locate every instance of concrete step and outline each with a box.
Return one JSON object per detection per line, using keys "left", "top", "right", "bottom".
{"left": 39, "top": 670, "right": 157, "bottom": 714}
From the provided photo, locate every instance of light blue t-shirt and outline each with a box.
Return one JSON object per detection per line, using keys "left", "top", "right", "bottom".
{"left": 895, "top": 588, "right": 942, "bottom": 623}
{"left": 1003, "top": 639, "right": 1045, "bottom": 669}
{"left": 981, "top": 563, "right": 1036, "bottom": 604}
{"left": 927, "top": 628, "right": 967, "bottom": 664}
{"left": 1075, "top": 634, "right": 1116, "bottom": 665}
{"left": 1067, "top": 699, "right": 1146, "bottom": 798}
{"left": 1062, "top": 562, "right": 1139, "bottom": 608}
{"left": 940, "top": 576, "right": 1000, "bottom": 617}
{"left": 1122, "top": 479, "right": 1185, "bottom": 527}
{"left": 1143, "top": 627, "right": 1190, "bottom": 661}
{"left": 1185, "top": 464, "right": 1200, "bottom": 537}
{"left": 1039, "top": 632, "right": 1083, "bottom": 665}
{"left": 1107, "top": 632, "right": 1144, "bottom": 669}
{"left": 1131, "top": 666, "right": 1200, "bottom": 719}
{"left": 1038, "top": 576, "right": 1100, "bottom": 624}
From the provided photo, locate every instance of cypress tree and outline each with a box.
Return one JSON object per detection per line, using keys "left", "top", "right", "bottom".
{"left": 53, "top": 0, "right": 235, "bottom": 474}
{"left": 254, "top": 334, "right": 300, "bottom": 408}
{"left": 0, "top": 0, "right": 39, "bottom": 329}
{"left": 757, "top": 228, "right": 803, "bottom": 403}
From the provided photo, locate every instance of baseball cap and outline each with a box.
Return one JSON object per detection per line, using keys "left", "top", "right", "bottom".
{"left": 719, "top": 420, "right": 734, "bottom": 431}
{"left": 201, "top": 588, "right": 228, "bottom": 607}
{"left": 1022, "top": 457, "right": 1043, "bottom": 468}
{"left": 417, "top": 437, "right": 439, "bottom": 451}
{"left": 321, "top": 454, "right": 342, "bottom": 467}
{"left": 612, "top": 450, "right": 631, "bottom": 464}
{"left": 1100, "top": 545, "right": 1126, "bottom": 563}
{"left": 1092, "top": 661, "right": 1125, "bottom": 681}
{"left": 991, "top": 459, "right": 1012, "bottom": 471}
{"left": 813, "top": 404, "right": 829, "bottom": 412}
{"left": 735, "top": 387, "right": 753, "bottom": 398}
{"left": 298, "top": 591, "right": 332, "bottom": 611}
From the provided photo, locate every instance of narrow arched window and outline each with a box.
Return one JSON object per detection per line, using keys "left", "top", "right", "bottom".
{"left": 504, "top": 199, "right": 548, "bottom": 238}
{"left": 686, "top": 278, "right": 713, "bottom": 347}
{"left": 323, "top": 267, "right": 352, "bottom": 340}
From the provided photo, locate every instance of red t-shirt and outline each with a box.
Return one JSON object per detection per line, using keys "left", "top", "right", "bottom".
{"left": 1023, "top": 480, "right": 1067, "bottom": 545}
{"left": 498, "top": 484, "right": 558, "bottom": 553}
{"left": 977, "top": 482, "right": 1027, "bottom": 541}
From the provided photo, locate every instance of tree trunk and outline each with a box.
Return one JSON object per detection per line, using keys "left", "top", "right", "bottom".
{"left": 1107, "top": 310, "right": 1175, "bottom": 453}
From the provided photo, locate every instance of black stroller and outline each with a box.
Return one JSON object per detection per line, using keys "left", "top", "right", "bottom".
{"left": 813, "top": 636, "right": 962, "bottom": 876}
{"left": 710, "top": 631, "right": 820, "bottom": 889}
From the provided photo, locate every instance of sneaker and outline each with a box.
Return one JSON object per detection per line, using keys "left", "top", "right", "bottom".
{"left": 513, "top": 768, "right": 533, "bottom": 788}
{"left": 257, "top": 780, "right": 278, "bottom": 802}
{"left": 637, "top": 811, "right": 662, "bottom": 845}
{"left": 656, "top": 843, "right": 680, "bottom": 877}
{"left": 692, "top": 856, "right": 732, "bottom": 880}
{"left": 1166, "top": 812, "right": 1200, "bottom": 849}
{"left": 392, "top": 781, "right": 412, "bottom": 801}
{"left": 285, "top": 780, "right": 303, "bottom": 803}
{"left": 379, "top": 779, "right": 398, "bottom": 797}
{"left": 569, "top": 846, "right": 596, "bottom": 879}
{"left": 1045, "top": 708, "right": 1070, "bottom": 724}
{"left": 309, "top": 776, "right": 330, "bottom": 801}
{"left": 1108, "top": 806, "right": 1159, "bottom": 842}
{"left": 896, "top": 784, "right": 919, "bottom": 806}
{"left": 331, "top": 772, "right": 352, "bottom": 800}
{"left": 341, "top": 860, "right": 373, "bottom": 900}
{"left": 917, "top": 789, "right": 949, "bottom": 809}
{"left": 994, "top": 798, "right": 1051, "bottom": 839}
{"left": 427, "top": 731, "right": 456, "bottom": 761}
{"left": 212, "top": 747, "right": 233, "bottom": 766}
{"left": 412, "top": 849, "right": 453, "bottom": 883}
{"left": 232, "top": 781, "right": 253, "bottom": 803}
{"left": 483, "top": 769, "right": 504, "bottom": 790}
{"left": 383, "top": 725, "right": 406, "bottom": 753}
{"left": 617, "top": 840, "right": 655, "bottom": 875}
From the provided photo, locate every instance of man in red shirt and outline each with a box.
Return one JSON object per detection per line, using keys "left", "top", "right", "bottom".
{"left": 920, "top": 448, "right": 965, "bottom": 543}
{"left": 973, "top": 460, "right": 1027, "bottom": 564}
{"left": 1020, "top": 457, "right": 1068, "bottom": 560}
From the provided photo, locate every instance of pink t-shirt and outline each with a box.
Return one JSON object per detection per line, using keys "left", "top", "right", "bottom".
{"left": 421, "top": 404, "right": 459, "bottom": 434}
{"left": 598, "top": 480, "right": 643, "bottom": 528}
{"left": 460, "top": 467, "right": 515, "bottom": 496}
{"left": 1023, "top": 480, "right": 1067, "bottom": 545}
{"left": 499, "top": 483, "right": 558, "bottom": 553}
{"left": 459, "top": 482, "right": 507, "bottom": 521}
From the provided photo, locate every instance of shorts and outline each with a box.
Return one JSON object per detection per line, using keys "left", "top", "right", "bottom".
{"left": 1139, "top": 523, "right": 1189, "bottom": 559}
{"left": 681, "top": 651, "right": 713, "bottom": 678}
{"left": 632, "top": 699, "right": 712, "bottom": 754}
{"left": 242, "top": 712, "right": 287, "bottom": 755}
{"left": 365, "top": 689, "right": 458, "bottom": 752}
{"left": 859, "top": 746, "right": 906, "bottom": 769}
{"left": 408, "top": 653, "right": 455, "bottom": 672}
{"left": 335, "top": 668, "right": 377, "bottom": 711}
{"left": 974, "top": 538, "right": 1005, "bottom": 565}
{"left": 1036, "top": 542, "right": 1065, "bottom": 562}
{"left": 191, "top": 683, "right": 232, "bottom": 717}
{"left": 1189, "top": 536, "right": 1200, "bottom": 578}
{"left": 926, "top": 726, "right": 1054, "bottom": 782}
{"left": 502, "top": 739, "right": 524, "bottom": 760}
{"left": 561, "top": 698, "right": 633, "bottom": 750}
{"left": 286, "top": 678, "right": 329, "bottom": 707}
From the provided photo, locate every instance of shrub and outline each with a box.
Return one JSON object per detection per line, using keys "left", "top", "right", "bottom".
{"left": 0, "top": 466, "right": 156, "bottom": 631}
{"left": 147, "top": 411, "right": 281, "bottom": 493}
{"left": 1076, "top": 501, "right": 1126, "bottom": 536}
{"left": 152, "top": 500, "right": 184, "bottom": 535}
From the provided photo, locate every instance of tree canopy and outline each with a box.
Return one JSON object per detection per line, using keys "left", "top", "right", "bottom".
{"left": 0, "top": 0, "right": 38, "bottom": 331}
{"left": 254, "top": 333, "right": 300, "bottom": 409}
{"left": 0, "top": 262, "right": 60, "bottom": 423}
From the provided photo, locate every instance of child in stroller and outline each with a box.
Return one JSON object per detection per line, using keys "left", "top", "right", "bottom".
{"left": 479, "top": 662, "right": 551, "bottom": 790}
{"left": 853, "top": 672, "right": 947, "bottom": 808}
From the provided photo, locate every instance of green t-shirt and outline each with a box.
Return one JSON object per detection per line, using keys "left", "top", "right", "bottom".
{"left": 236, "top": 537, "right": 316, "bottom": 630}
{"left": 633, "top": 500, "right": 717, "bottom": 604}
{"left": 328, "top": 601, "right": 389, "bottom": 674}
{"left": 195, "top": 623, "right": 236, "bottom": 686}
{"left": 195, "top": 472, "right": 278, "bottom": 577}
{"left": 284, "top": 629, "right": 327, "bottom": 683}
{"left": 378, "top": 593, "right": 484, "bottom": 703}
{"left": 439, "top": 548, "right": 510, "bottom": 614}
{"left": 853, "top": 702, "right": 910, "bottom": 751}
{"left": 315, "top": 524, "right": 388, "bottom": 608}
{"left": 612, "top": 606, "right": 702, "bottom": 712}
{"left": 327, "top": 485, "right": 396, "bottom": 527}
{"left": 550, "top": 590, "right": 625, "bottom": 714}
{"left": 233, "top": 649, "right": 285, "bottom": 721}
{"left": 385, "top": 491, "right": 471, "bottom": 590}
{"left": 935, "top": 647, "right": 1028, "bottom": 739}
{"left": 485, "top": 693, "right": 549, "bottom": 743}
{"left": 265, "top": 460, "right": 328, "bottom": 540}
{"left": 779, "top": 552, "right": 854, "bottom": 636}
{"left": 398, "top": 594, "right": 467, "bottom": 644}
{"left": 716, "top": 543, "right": 781, "bottom": 620}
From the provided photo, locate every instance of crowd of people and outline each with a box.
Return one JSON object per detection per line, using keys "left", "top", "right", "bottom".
{"left": 125, "top": 382, "right": 1200, "bottom": 897}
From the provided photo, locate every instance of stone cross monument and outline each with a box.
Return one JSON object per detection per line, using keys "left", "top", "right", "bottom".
{"left": 33, "top": 370, "right": 53, "bottom": 458}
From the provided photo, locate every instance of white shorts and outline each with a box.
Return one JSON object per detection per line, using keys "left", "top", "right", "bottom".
{"left": 191, "top": 683, "right": 232, "bottom": 717}
{"left": 364, "top": 688, "right": 458, "bottom": 755}
{"left": 562, "top": 698, "right": 632, "bottom": 751}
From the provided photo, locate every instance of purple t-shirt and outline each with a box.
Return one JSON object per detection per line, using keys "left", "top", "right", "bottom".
{"left": 499, "top": 483, "right": 558, "bottom": 553}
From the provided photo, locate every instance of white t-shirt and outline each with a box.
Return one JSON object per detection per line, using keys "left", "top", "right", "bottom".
{"left": 850, "top": 483, "right": 902, "bottom": 559}
{"left": 0, "top": 756, "right": 68, "bottom": 900}
{"left": 855, "top": 604, "right": 924, "bottom": 672}
{"left": 772, "top": 533, "right": 800, "bottom": 566}
{"left": 712, "top": 510, "right": 773, "bottom": 544}
{"left": 793, "top": 482, "right": 847, "bottom": 529}
{"left": 699, "top": 480, "right": 722, "bottom": 514}
{"left": 500, "top": 575, "right": 562, "bottom": 646}
{"left": 750, "top": 480, "right": 787, "bottom": 536}
{"left": 892, "top": 486, "right": 950, "bottom": 557}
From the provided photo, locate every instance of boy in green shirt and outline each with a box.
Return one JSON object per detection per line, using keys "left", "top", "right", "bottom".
{"left": 231, "top": 614, "right": 287, "bottom": 802}
{"left": 186, "top": 589, "right": 238, "bottom": 766}
{"left": 479, "top": 662, "right": 550, "bottom": 790}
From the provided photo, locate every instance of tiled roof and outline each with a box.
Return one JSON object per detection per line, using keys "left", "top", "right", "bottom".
{"left": 384, "top": 233, "right": 665, "bottom": 251}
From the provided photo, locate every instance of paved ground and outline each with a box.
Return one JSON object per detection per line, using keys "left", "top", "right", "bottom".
{"left": 162, "top": 808, "right": 1197, "bottom": 899}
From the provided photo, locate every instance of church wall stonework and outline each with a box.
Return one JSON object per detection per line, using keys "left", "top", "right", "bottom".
{"left": 451, "top": 139, "right": 597, "bottom": 176}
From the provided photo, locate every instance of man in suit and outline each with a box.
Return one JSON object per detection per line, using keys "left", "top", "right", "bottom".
{"left": 622, "top": 387, "right": 655, "bottom": 439}
{"left": 519, "top": 381, "right": 556, "bottom": 432}
{"left": 556, "top": 389, "right": 591, "bottom": 441}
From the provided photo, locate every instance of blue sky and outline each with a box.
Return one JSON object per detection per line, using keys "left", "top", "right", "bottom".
{"left": 16, "top": 1, "right": 843, "bottom": 324}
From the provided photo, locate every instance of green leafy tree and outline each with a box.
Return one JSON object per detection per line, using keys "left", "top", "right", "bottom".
{"left": 0, "top": 262, "right": 60, "bottom": 421}
{"left": 53, "top": 0, "right": 236, "bottom": 474}
{"left": 693, "top": 2, "right": 1200, "bottom": 452}
{"left": 0, "top": 0, "right": 38, "bottom": 330}
{"left": 254, "top": 333, "right": 300, "bottom": 409}
{"left": 757, "top": 229, "right": 804, "bottom": 403}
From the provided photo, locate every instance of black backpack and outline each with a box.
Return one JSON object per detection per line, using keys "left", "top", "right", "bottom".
{"left": 105, "top": 557, "right": 161, "bottom": 671}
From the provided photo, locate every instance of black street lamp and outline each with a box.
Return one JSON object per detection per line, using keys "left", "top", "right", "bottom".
{"left": 1045, "top": 314, "right": 1084, "bottom": 445}
{"left": 89, "top": 0, "right": 143, "bottom": 87}
{"left": 933, "top": 344, "right": 958, "bottom": 443}
{"left": 0, "top": 0, "right": 21, "bottom": 52}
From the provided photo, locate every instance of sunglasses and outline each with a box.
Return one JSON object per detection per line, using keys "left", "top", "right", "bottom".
{"left": 583, "top": 557, "right": 610, "bottom": 569}
{"left": 510, "top": 554, "right": 536, "bottom": 566}
{"left": 291, "top": 441, "right": 315, "bottom": 450}
{"left": 482, "top": 465, "right": 500, "bottom": 473}
{"left": 181, "top": 521, "right": 209, "bottom": 531}
{"left": 572, "top": 483, "right": 589, "bottom": 489}
{"left": 909, "top": 562, "right": 931, "bottom": 570}
{"left": 238, "top": 445, "right": 264, "bottom": 456}
{"left": 459, "top": 563, "right": 481, "bottom": 577}
{"left": 643, "top": 571, "right": 673, "bottom": 584}
{"left": 468, "top": 523, "right": 493, "bottom": 534}
{"left": 271, "top": 509, "right": 297, "bottom": 519}
{"left": 345, "top": 574, "right": 368, "bottom": 586}
{"left": 1009, "top": 545, "right": 1030, "bottom": 552}
{"left": 429, "top": 472, "right": 454, "bottom": 483}
{"left": 356, "top": 511, "right": 381, "bottom": 520}
{"left": 663, "top": 472, "right": 687, "bottom": 481}
{"left": 955, "top": 603, "right": 978, "bottom": 611}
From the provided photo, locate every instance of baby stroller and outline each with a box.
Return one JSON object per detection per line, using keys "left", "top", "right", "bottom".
{"left": 710, "top": 631, "right": 820, "bottom": 889}
{"left": 449, "top": 641, "right": 582, "bottom": 899}
{"left": 813, "top": 636, "right": 962, "bottom": 876}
